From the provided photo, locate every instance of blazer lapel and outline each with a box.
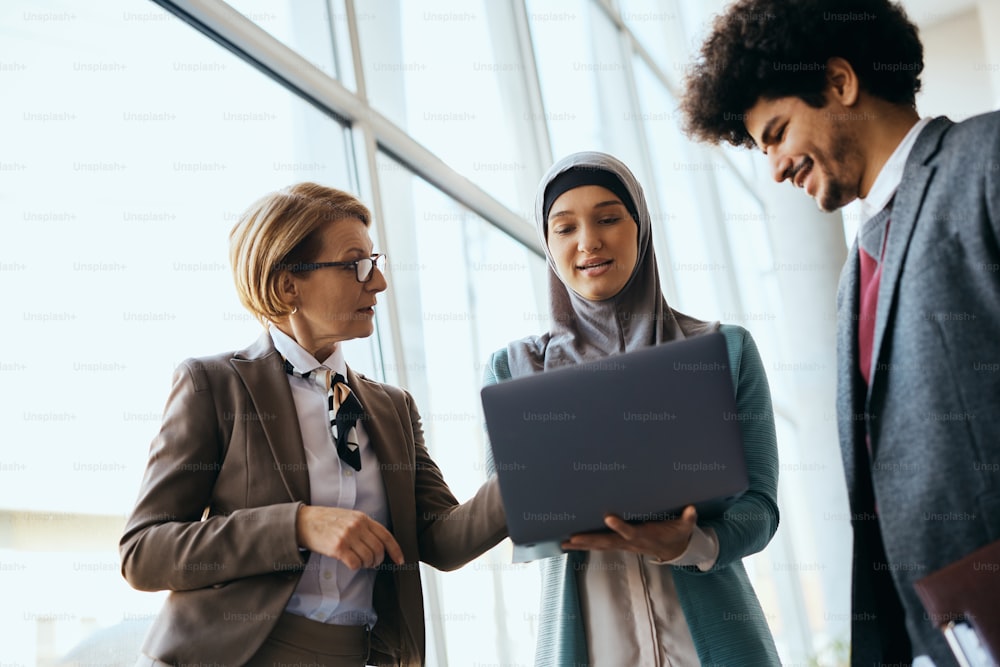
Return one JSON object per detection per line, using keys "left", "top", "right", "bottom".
{"left": 231, "top": 332, "right": 310, "bottom": 503}
{"left": 837, "top": 244, "right": 863, "bottom": 497}
{"left": 349, "top": 369, "right": 426, "bottom": 662}
{"left": 347, "top": 368, "right": 411, "bottom": 537}
{"left": 867, "top": 118, "right": 950, "bottom": 409}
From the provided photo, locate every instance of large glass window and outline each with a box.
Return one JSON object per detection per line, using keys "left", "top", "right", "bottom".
{"left": 355, "top": 0, "right": 541, "bottom": 213}
{"left": 1, "top": 1, "right": 363, "bottom": 662}
{"left": 527, "top": 0, "right": 645, "bottom": 167}
{"left": 225, "top": 0, "right": 355, "bottom": 88}
{"left": 375, "top": 153, "right": 547, "bottom": 665}
{"left": 630, "top": 57, "right": 724, "bottom": 315}
{"left": 618, "top": 0, "right": 686, "bottom": 82}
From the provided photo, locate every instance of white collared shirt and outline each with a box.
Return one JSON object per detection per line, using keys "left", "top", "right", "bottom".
{"left": 270, "top": 326, "right": 389, "bottom": 627}
{"left": 849, "top": 116, "right": 932, "bottom": 224}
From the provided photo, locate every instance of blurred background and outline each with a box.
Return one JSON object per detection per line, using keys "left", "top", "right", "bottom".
{"left": 1, "top": 0, "right": 997, "bottom": 664}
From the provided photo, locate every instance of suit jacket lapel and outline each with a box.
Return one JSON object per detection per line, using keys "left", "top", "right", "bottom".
{"left": 837, "top": 243, "right": 864, "bottom": 497}
{"left": 347, "top": 367, "right": 411, "bottom": 537}
{"left": 867, "top": 118, "right": 950, "bottom": 408}
{"left": 348, "top": 369, "right": 425, "bottom": 662}
{"left": 232, "top": 332, "right": 310, "bottom": 503}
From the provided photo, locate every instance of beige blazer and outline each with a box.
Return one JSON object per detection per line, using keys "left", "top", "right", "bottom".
{"left": 120, "top": 333, "right": 507, "bottom": 666}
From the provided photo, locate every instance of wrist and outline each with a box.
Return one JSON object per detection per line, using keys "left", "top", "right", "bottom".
{"left": 295, "top": 503, "right": 309, "bottom": 549}
{"left": 648, "top": 532, "right": 694, "bottom": 564}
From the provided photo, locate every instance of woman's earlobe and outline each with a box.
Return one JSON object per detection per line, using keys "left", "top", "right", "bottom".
{"left": 276, "top": 271, "right": 300, "bottom": 313}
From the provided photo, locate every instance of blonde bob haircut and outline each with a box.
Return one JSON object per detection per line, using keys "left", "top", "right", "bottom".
{"left": 229, "top": 182, "right": 371, "bottom": 325}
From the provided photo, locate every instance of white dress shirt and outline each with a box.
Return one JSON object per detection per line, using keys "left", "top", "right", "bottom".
{"left": 271, "top": 326, "right": 389, "bottom": 628}
{"left": 848, "top": 116, "right": 932, "bottom": 225}
{"left": 577, "top": 526, "right": 718, "bottom": 666}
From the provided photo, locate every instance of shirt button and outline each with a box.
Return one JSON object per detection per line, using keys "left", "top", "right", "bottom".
{"left": 323, "top": 570, "right": 333, "bottom": 580}
{"left": 311, "top": 611, "right": 327, "bottom": 622}
{"left": 345, "top": 469, "right": 353, "bottom": 476}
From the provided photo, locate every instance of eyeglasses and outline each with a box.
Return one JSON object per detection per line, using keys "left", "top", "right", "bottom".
{"left": 289, "top": 254, "right": 387, "bottom": 283}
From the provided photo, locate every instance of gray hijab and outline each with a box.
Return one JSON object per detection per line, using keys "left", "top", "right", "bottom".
{"left": 507, "top": 151, "right": 718, "bottom": 376}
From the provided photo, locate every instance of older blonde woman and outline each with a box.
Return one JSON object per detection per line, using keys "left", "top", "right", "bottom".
{"left": 121, "top": 183, "right": 507, "bottom": 667}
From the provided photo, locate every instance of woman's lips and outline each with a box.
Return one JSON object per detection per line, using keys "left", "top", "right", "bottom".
{"left": 577, "top": 259, "right": 613, "bottom": 277}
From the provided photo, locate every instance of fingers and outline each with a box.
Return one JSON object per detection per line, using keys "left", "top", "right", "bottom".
{"left": 562, "top": 536, "right": 610, "bottom": 551}
{"left": 604, "top": 514, "right": 634, "bottom": 539}
{"left": 344, "top": 520, "right": 404, "bottom": 569}
{"left": 337, "top": 546, "right": 364, "bottom": 571}
{"left": 370, "top": 522, "right": 405, "bottom": 565}
{"left": 605, "top": 506, "right": 696, "bottom": 536}
{"left": 681, "top": 505, "right": 698, "bottom": 525}
{"left": 336, "top": 513, "right": 387, "bottom": 570}
{"left": 344, "top": 532, "right": 380, "bottom": 570}
{"left": 562, "top": 531, "right": 627, "bottom": 552}
{"left": 565, "top": 506, "right": 700, "bottom": 557}
{"left": 296, "top": 506, "right": 404, "bottom": 569}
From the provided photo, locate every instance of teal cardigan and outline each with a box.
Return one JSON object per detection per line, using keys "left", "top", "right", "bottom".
{"left": 484, "top": 325, "right": 781, "bottom": 666}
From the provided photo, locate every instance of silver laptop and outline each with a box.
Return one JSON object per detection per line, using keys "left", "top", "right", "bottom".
{"left": 481, "top": 332, "right": 748, "bottom": 549}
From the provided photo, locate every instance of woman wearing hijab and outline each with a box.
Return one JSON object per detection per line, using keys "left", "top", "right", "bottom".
{"left": 121, "top": 183, "right": 507, "bottom": 666}
{"left": 484, "top": 152, "right": 780, "bottom": 666}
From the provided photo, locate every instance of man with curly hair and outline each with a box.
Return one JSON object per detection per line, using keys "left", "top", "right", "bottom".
{"left": 682, "top": 1, "right": 1000, "bottom": 666}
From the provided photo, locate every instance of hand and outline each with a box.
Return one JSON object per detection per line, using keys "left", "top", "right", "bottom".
{"left": 561, "top": 505, "right": 698, "bottom": 562}
{"left": 296, "top": 505, "right": 405, "bottom": 569}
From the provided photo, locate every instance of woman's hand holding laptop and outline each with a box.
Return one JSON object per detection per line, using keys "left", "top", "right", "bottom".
{"left": 561, "top": 505, "right": 698, "bottom": 562}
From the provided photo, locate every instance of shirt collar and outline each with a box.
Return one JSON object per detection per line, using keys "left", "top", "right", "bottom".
{"left": 269, "top": 325, "right": 347, "bottom": 377}
{"left": 849, "top": 116, "right": 932, "bottom": 224}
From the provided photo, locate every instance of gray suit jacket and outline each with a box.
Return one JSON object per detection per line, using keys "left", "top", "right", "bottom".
{"left": 120, "top": 333, "right": 507, "bottom": 666}
{"left": 836, "top": 112, "right": 1000, "bottom": 667}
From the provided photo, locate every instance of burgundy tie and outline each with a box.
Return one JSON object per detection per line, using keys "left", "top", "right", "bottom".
{"left": 857, "top": 204, "right": 892, "bottom": 387}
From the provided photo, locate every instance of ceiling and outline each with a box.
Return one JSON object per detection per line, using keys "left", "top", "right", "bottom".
{"left": 899, "top": 0, "right": 979, "bottom": 26}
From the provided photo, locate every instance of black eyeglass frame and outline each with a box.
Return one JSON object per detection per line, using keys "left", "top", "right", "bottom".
{"left": 288, "top": 254, "right": 387, "bottom": 282}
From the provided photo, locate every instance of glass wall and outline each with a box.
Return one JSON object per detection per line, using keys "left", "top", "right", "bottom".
{"left": 375, "top": 153, "right": 549, "bottom": 663}
{"left": 356, "top": 0, "right": 544, "bottom": 214}
{"left": 0, "top": 2, "right": 363, "bottom": 663}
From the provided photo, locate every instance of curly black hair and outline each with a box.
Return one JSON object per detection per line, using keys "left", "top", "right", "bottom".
{"left": 680, "top": 0, "right": 923, "bottom": 148}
